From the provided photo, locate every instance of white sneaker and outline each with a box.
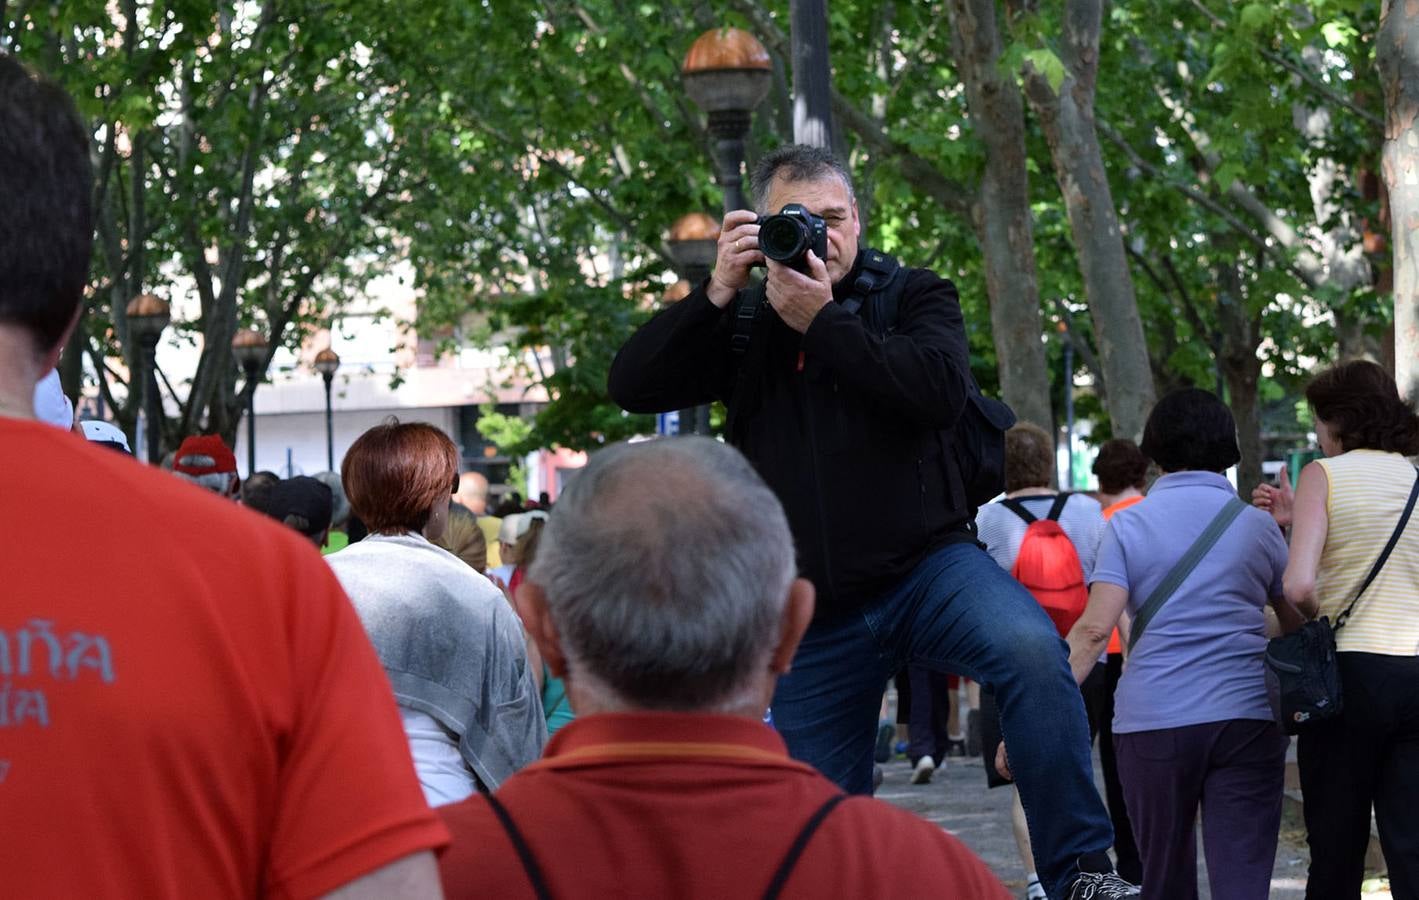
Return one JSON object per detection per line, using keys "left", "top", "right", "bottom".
{"left": 910, "top": 755, "right": 936, "bottom": 784}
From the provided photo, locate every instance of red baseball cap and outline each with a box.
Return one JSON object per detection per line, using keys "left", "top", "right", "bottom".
{"left": 172, "top": 434, "right": 238, "bottom": 476}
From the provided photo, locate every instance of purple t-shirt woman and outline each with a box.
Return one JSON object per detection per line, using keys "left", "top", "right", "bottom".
{"left": 1090, "top": 471, "right": 1287, "bottom": 734}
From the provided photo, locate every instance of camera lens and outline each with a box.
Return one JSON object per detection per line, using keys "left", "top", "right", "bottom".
{"left": 758, "top": 215, "right": 808, "bottom": 262}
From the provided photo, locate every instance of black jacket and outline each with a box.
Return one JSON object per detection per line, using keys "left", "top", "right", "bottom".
{"left": 607, "top": 251, "right": 975, "bottom": 619}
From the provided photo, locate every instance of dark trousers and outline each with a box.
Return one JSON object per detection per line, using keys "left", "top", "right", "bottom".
{"left": 895, "top": 666, "right": 952, "bottom": 764}
{"left": 1298, "top": 652, "right": 1419, "bottom": 900}
{"left": 1098, "top": 654, "right": 1142, "bottom": 884}
{"left": 1115, "top": 718, "right": 1286, "bottom": 900}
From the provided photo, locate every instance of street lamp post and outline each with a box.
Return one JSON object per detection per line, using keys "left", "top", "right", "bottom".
{"left": 682, "top": 28, "right": 772, "bottom": 214}
{"left": 667, "top": 213, "right": 721, "bottom": 435}
{"left": 1057, "top": 320, "right": 1075, "bottom": 489}
{"left": 125, "top": 294, "right": 170, "bottom": 464}
{"left": 314, "top": 348, "right": 340, "bottom": 471}
{"left": 231, "top": 328, "right": 268, "bottom": 477}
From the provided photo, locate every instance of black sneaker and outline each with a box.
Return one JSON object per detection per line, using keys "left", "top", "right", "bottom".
{"left": 1065, "top": 871, "right": 1140, "bottom": 899}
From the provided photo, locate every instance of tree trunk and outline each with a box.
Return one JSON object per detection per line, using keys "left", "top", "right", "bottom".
{"left": 1216, "top": 258, "right": 1265, "bottom": 499}
{"left": 944, "top": 0, "right": 1052, "bottom": 430}
{"left": 1378, "top": 0, "right": 1419, "bottom": 399}
{"left": 1017, "top": 0, "right": 1155, "bottom": 439}
{"left": 789, "top": 0, "right": 835, "bottom": 149}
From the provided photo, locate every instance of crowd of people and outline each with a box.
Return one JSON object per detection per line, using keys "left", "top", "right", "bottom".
{"left": 4, "top": 53, "right": 1419, "bottom": 900}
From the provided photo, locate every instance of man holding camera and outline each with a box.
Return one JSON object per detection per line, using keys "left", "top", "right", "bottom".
{"left": 609, "top": 145, "right": 1132, "bottom": 900}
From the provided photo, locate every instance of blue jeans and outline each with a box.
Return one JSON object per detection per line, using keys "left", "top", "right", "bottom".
{"left": 772, "top": 541, "right": 1114, "bottom": 899}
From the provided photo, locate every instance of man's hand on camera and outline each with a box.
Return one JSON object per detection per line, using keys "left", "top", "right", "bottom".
{"left": 765, "top": 252, "right": 832, "bottom": 333}
{"left": 706, "top": 209, "right": 762, "bottom": 309}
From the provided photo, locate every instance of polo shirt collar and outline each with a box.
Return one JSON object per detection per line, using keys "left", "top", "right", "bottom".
{"left": 533, "top": 711, "right": 798, "bottom": 771}
{"left": 1150, "top": 470, "right": 1234, "bottom": 493}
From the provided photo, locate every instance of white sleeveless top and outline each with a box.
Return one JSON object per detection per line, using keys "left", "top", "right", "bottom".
{"left": 1315, "top": 450, "right": 1419, "bottom": 655}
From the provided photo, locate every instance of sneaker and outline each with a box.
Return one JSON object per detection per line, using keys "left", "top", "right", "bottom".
{"left": 1065, "top": 871, "right": 1140, "bottom": 899}
{"left": 871, "top": 764, "right": 884, "bottom": 792}
{"left": 947, "top": 737, "right": 967, "bottom": 758}
{"left": 910, "top": 755, "right": 935, "bottom": 784}
{"left": 1024, "top": 876, "right": 1047, "bottom": 900}
{"left": 874, "top": 721, "right": 894, "bottom": 763}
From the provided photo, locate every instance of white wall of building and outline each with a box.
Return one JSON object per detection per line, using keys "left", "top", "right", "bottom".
{"left": 234, "top": 405, "right": 458, "bottom": 477}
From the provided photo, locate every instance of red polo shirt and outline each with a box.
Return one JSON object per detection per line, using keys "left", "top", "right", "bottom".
{"left": 438, "top": 712, "right": 1008, "bottom": 899}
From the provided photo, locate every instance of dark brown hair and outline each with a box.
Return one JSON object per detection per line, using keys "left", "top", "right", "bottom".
{"left": 1092, "top": 439, "right": 1149, "bottom": 495}
{"left": 0, "top": 55, "right": 94, "bottom": 353}
{"left": 342, "top": 419, "right": 458, "bottom": 535}
{"left": 1306, "top": 360, "right": 1419, "bottom": 455}
{"left": 1004, "top": 422, "right": 1055, "bottom": 493}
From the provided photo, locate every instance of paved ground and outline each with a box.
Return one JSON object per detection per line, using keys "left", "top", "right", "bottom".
{"left": 873, "top": 749, "right": 1378, "bottom": 899}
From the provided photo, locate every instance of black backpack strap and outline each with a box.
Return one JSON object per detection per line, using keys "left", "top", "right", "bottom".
{"left": 485, "top": 793, "right": 554, "bottom": 900}
{"left": 842, "top": 249, "right": 900, "bottom": 319}
{"left": 762, "top": 793, "right": 848, "bottom": 900}
{"left": 1335, "top": 466, "right": 1419, "bottom": 631}
{"left": 1000, "top": 497, "right": 1038, "bottom": 525}
{"left": 1046, "top": 492, "right": 1070, "bottom": 522}
{"left": 725, "top": 285, "right": 772, "bottom": 442}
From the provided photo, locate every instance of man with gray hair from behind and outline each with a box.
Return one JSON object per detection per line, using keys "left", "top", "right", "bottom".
{"left": 436, "top": 436, "right": 1008, "bottom": 899}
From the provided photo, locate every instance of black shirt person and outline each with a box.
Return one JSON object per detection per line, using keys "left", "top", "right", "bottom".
{"left": 609, "top": 145, "right": 1135, "bottom": 900}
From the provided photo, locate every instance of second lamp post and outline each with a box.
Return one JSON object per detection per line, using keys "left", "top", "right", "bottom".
{"left": 314, "top": 348, "right": 340, "bottom": 471}
{"left": 231, "top": 329, "right": 268, "bottom": 476}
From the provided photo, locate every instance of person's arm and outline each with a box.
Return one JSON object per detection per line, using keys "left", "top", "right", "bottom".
{"left": 607, "top": 210, "right": 761, "bottom": 414}
{"left": 1066, "top": 583, "right": 1129, "bottom": 685}
{"left": 606, "top": 287, "right": 733, "bottom": 413}
{"left": 799, "top": 268, "right": 972, "bottom": 430}
{"left": 320, "top": 852, "right": 443, "bottom": 900}
{"left": 1282, "top": 461, "right": 1330, "bottom": 618}
{"left": 1268, "top": 595, "right": 1308, "bottom": 635}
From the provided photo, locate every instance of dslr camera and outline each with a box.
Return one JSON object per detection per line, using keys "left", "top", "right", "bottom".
{"left": 757, "top": 204, "right": 828, "bottom": 274}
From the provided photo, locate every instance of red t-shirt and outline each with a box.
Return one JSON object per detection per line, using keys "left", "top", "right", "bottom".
{"left": 0, "top": 419, "right": 448, "bottom": 898}
{"left": 438, "top": 712, "right": 1009, "bottom": 899}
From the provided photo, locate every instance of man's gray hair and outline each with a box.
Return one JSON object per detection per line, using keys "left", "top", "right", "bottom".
{"left": 750, "top": 144, "right": 855, "bottom": 214}
{"left": 528, "top": 436, "right": 797, "bottom": 712}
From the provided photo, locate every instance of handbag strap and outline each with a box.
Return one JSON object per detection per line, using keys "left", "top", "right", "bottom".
{"left": 1129, "top": 496, "right": 1247, "bottom": 652}
{"left": 1334, "top": 466, "right": 1419, "bottom": 632}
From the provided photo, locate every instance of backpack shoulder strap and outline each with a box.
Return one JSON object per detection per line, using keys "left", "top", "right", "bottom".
{"left": 1335, "top": 466, "right": 1419, "bottom": 630}
{"left": 842, "top": 249, "right": 900, "bottom": 320}
{"left": 1000, "top": 497, "right": 1037, "bottom": 525}
{"left": 485, "top": 793, "right": 554, "bottom": 900}
{"left": 1045, "top": 492, "right": 1070, "bottom": 522}
{"left": 761, "top": 793, "right": 848, "bottom": 900}
{"left": 1128, "top": 497, "right": 1247, "bottom": 652}
{"left": 725, "top": 284, "right": 772, "bottom": 442}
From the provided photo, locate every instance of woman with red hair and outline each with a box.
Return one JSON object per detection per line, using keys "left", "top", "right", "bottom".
{"left": 329, "top": 419, "right": 545, "bottom": 805}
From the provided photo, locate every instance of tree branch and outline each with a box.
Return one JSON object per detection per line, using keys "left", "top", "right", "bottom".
{"left": 1186, "top": 0, "right": 1381, "bottom": 129}
{"left": 726, "top": 0, "right": 974, "bottom": 218}
{"left": 1099, "top": 120, "right": 1319, "bottom": 289}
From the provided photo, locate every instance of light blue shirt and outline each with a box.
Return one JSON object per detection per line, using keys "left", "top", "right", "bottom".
{"left": 1091, "top": 471, "right": 1286, "bottom": 734}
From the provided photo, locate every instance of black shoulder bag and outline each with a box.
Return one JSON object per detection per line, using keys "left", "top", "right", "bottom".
{"left": 1265, "top": 466, "right": 1419, "bottom": 734}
